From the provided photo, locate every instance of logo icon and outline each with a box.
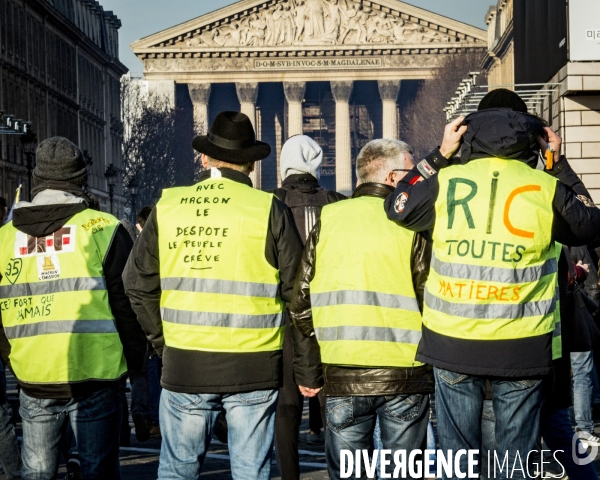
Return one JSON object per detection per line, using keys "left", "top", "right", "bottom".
{"left": 395, "top": 192, "right": 409, "bottom": 213}
{"left": 572, "top": 431, "right": 599, "bottom": 465}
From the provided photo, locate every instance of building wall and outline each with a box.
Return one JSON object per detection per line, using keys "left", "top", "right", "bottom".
{"left": 482, "top": 0, "right": 600, "bottom": 205}
{"left": 0, "top": 0, "right": 126, "bottom": 215}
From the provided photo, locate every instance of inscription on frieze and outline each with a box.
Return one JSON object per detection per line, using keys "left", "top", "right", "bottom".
{"left": 254, "top": 57, "right": 383, "bottom": 69}
{"left": 144, "top": 54, "right": 444, "bottom": 73}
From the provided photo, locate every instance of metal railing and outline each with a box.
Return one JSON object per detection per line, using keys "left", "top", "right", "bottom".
{"left": 443, "top": 72, "right": 560, "bottom": 121}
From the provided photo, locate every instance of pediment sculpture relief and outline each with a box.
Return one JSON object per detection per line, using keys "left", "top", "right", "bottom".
{"left": 184, "top": 0, "right": 459, "bottom": 48}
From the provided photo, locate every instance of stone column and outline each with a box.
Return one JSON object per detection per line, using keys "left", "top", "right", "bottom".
{"left": 236, "top": 82, "right": 261, "bottom": 189}
{"left": 188, "top": 83, "right": 212, "bottom": 135}
{"left": 378, "top": 80, "right": 401, "bottom": 140}
{"left": 283, "top": 82, "right": 306, "bottom": 138}
{"left": 331, "top": 80, "right": 354, "bottom": 196}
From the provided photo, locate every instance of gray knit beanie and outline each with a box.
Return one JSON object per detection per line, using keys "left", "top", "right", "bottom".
{"left": 33, "top": 137, "right": 88, "bottom": 187}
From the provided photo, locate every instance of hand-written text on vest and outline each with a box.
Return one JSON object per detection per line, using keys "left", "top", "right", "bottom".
{"left": 437, "top": 174, "right": 548, "bottom": 303}
{"left": 168, "top": 182, "right": 232, "bottom": 270}
{"left": 0, "top": 295, "right": 54, "bottom": 320}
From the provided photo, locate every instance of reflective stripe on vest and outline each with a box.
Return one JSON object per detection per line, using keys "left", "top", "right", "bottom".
{"left": 160, "top": 277, "right": 278, "bottom": 298}
{"left": 161, "top": 307, "right": 283, "bottom": 329}
{"left": 158, "top": 178, "right": 284, "bottom": 354}
{"left": 311, "top": 195, "right": 423, "bottom": 368}
{"left": 0, "top": 277, "right": 106, "bottom": 298}
{"left": 0, "top": 209, "right": 127, "bottom": 385}
{"left": 431, "top": 254, "right": 557, "bottom": 284}
{"left": 315, "top": 326, "right": 422, "bottom": 344}
{"left": 311, "top": 290, "right": 420, "bottom": 311}
{"left": 424, "top": 158, "right": 558, "bottom": 342}
{"left": 4, "top": 319, "right": 117, "bottom": 340}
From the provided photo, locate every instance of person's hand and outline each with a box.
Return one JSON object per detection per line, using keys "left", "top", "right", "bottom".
{"left": 298, "top": 386, "right": 321, "bottom": 398}
{"left": 576, "top": 260, "right": 590, "bottom": 274}
{"left": 537, "top": 127, "right": 563, "bottom": 163}
{"left": 439, "top": 116, "right": 467, "bottom": 159}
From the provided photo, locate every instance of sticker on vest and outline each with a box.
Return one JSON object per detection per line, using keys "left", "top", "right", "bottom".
{"left": 210, "top": 168, "right": 222, "bottom": 178}
{"left": 37, "top": 255, "right": 60, "bottom": 281}
{"left": 4, "top": 258, "right": 22, "bottom": 285}
{"left": 14, "top": 226, "right": 75, "bottom": 258}
{"left": 395, "top": 192, "right": 409, "bottom": 213}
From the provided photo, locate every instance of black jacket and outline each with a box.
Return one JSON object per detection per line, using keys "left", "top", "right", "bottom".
{"left": 385, "top": 109, "right": 600, "bottom": 377}
{"left": 0, "top": 188, "right": 147, "bottom": 399}
{"left": 271, "top": 173, "right": 346, "bottom": 243}
{"left": 291, "top": 182, "right": 434, "bottom": 396}
{"left": 123, "top": 168, "right": 303, "bottom": 394}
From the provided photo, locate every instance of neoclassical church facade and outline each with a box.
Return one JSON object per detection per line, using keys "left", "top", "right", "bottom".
{"left": 133, "top": 0, "right": 486, "bottom": 193}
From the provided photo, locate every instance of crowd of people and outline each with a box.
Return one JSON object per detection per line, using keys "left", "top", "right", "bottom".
{"left": 0, "top": 88, "right": 598, "bottom": 480}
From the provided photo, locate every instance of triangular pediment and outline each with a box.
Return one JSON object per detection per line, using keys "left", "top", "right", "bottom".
{"left": 132, "top": 0, "right": 486, "bottom": 54}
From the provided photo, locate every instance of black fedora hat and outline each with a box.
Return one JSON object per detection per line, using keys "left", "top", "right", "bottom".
{"left": 192, "top": 111, "right": 271, "bottom": 163}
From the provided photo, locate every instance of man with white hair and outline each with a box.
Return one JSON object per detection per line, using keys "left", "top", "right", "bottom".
{"left": 271, "top": 134, "right": 345, "bottom": 479}
{"left": 290, "top": 139, "right": 433, "bottom": 479}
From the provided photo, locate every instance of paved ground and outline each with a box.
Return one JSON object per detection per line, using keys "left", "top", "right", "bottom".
{"left": 4, "top": 372, "right": 600, "bottom": 479}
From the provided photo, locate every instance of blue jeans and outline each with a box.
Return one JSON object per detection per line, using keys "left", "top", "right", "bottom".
{"left": 480, "top": 399, "right": 496, "bottom": 480}
{"left": 157, "top": 388, "right": 279, "bottom": 480}
{"left": 0, "top": 362, "right": 21, "bottom": 480}
{"left": 20, "top": 384, "right": 122, "bottom": 480}
{"left": 434, "top": 367, "right": 543, "bottom": 480}
{"left": 571, "top": 351, "right": 595, "bottom": 433}
{"left": 325, "top": 394, "right": 429, "bottom": 480}
{"left": 541, "top": 406, "right": 598, "bottom": 480}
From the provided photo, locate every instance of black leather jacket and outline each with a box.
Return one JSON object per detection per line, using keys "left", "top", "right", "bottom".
{"left": 290, "top": 182, "right": 434, "bottom": 396}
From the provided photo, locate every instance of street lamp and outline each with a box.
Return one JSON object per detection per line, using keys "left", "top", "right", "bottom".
{"left": 19, "top": 129, "right": 37, "bottom": 200}
{"left": 104, "top": 164, "right": 118, "bottom": 214}
{"left": 128, "top": 176, "right": 139, "bottom": 223}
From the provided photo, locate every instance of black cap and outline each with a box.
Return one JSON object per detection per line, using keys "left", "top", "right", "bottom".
{"left": 478, "top": 88, "right": 528, "bottom": 113}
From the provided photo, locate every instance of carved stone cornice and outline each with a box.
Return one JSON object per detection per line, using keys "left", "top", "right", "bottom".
{"left": 143, "top": 52, "right": 461, "bottom": 74}
{"left": 188, "top": 83, "right": 212, "bottom": 104}
{"left": 378, "top": 79, "right": 400, "bottom": 101}
{"left": 331, "top": 80, "right": 354, "bottom": 102}
{"left": 236, "top": 82, "right": 259, "bottom": 104}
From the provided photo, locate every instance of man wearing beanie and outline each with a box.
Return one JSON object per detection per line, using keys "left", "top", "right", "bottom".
{"left": 270, "top": 135, "right": 344, "bottom": 480}
{"left": 0, "top": 136, "right": 146, "bottom": 479}
{"left": 123, "top": 111, "right": 303, "bottom": 480}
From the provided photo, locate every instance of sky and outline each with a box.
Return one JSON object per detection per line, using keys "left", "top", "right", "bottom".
{"left": 100, "top": 0, "right": 491, "bottom": 73}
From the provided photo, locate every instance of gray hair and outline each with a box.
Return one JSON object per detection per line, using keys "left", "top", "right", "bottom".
{"left": 356, "top": 139, "right": 414, "bottom": 184}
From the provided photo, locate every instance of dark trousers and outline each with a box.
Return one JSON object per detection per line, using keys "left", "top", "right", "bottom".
{"left": 275, "top": 317, "right": 304, "bottom": 480}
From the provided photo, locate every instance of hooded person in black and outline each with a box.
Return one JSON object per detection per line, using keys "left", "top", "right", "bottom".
{"left": 270, "top": 135, "right": 345, "bottom": 480}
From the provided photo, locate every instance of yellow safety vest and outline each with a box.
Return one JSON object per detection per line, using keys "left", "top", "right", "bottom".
{"left": 424, "top": 158, "right": 558, "bottom": 343}
{"left": 0, "top": 209, "right": 127, "bottom": 385}
{"left": 157, "top": 177, "right": 284, "bottom": 353}
{"left": 311, "top": 195, "right": 423, "bottom": 368}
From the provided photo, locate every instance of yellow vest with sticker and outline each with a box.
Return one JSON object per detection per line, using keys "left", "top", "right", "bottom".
{"left": 425, "top": 158, "right": 560, "bottom": 349}
{"left": 156, "top": 175, "right": 284, "bottom": 353}
{"left": 0, "top": 209, "right": 127, "bottom": 385}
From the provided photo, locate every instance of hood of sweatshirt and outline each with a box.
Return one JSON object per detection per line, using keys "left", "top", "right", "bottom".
{"left": 12, "top": 189, "right": 87, "bottom": 238}
{"left": 459, "top": 108, "right": 546, "bottom": 168}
